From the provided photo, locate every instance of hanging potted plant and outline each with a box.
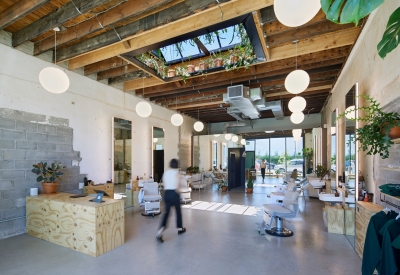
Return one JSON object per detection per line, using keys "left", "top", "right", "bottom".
{"left": 337, "top": 94, "right": 400, "bottom": 159}
{"left": 31, "top": 161, "right": 64, "bottom": 194}
{"left": 246, "top": 177, "right": 254, "bottom": 194}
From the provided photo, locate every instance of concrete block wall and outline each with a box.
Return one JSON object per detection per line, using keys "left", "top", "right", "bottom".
{"left": 0, "top": 108, "right": 86, "bottom": 239}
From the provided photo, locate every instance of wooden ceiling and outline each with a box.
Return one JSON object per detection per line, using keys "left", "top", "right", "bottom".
{"left": 0, "top": 0, "right": 363, "bottom": 124}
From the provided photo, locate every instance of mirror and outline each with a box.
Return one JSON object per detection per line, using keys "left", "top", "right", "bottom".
{"left": 331, "top": 109, "right": 338, "bottom": 189}
{"left": 112, "top": 118, "right": 132, "bottom": 204}
{"left": 222, "top": 142, "right": 228, "bottom": 169}
{"left": 212, "top": 140, "right": 218, "bottom": 169}
{"left": 343, "top": 84, "right": 358, "bottom": 249}
{"left": 152, "top": 127, "right": 165, "bottom": 183}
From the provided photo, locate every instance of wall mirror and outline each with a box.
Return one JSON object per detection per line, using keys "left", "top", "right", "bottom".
{"left": 222, "top": 142, "right": 228, "bottom": 169}
{"left": 343, "top": 83, "right": 358, "bottom": 249}
{"left": 331, "top": 109, "right": 338, "bottom": 189}
{"left": 112, "top": 118, "right": 132, "bottom": 185}
{"left": 212, "top": 140, "right": 218, "bottom": 169}
{"left": 152, "top": 127, "right": 165, "bottom": 183}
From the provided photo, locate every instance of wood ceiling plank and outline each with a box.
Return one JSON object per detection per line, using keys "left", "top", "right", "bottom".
{"left": 67, "top": 0, "right": 274, "bottom": 69}
{"left": 171, "top": 97, "right": 224, "bottom": 110}
{"left": 125, "top": 77, "right": 164, "bottom": 91}
{"left": 108, "top": 70, "right": 148, "bottom": 85}
{"left": 33, "top": 0, "right": 182, "bottom": 55}
{"left": 252, "top": 10, "right": 270, "bottom": 60}
{"left": 12, "top": 0, "right": 113, "bottom": 47}
{"left": 0, "top": 0, "right": 51, "bottom": 30}
{"left": 97, "top": 64, "right": 139, "bottom": 81}
{"left": 84, "top": 56, "right": 127, "bottom": 75}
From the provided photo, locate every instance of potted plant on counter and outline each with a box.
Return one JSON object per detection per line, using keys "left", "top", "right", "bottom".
{"left": 315, "top": 165, "right": 329, "bottom": 180}
{"left": 246, "top": 177, "right": 254, "bottom": 194}
{"left": 31, "top": 161, "right": 64, "bottom": 194}
{"left": 219, "top": 179, "right": 228, "bottom": 192}
{"left": 337, "top": 94, "right": 400, "bottom": 159}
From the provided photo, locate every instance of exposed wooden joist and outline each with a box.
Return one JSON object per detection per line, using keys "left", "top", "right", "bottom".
{"left": 0, "top": 0, "right": 51, "bottom": 30}
{"left": 172, "top": 98, "right": 225, "bottom": 110}
{"left": 84, "top": 56, "right": 127, "bottom": 75}
{"left": 252, "top": 10, "right": 271, "bottom": 60}
{"left": 12, "top": 0, "right": 112, "bottom": 47}
{"left": 33, "top": 0, "right": 182, "bottom": 55}
{"left": 259, "top": 6, "right": 277, "bottom": 24}
{"left": 68, "top": 0, "right": 274, "bottom": 69}
{"left": 97, "top": 64, "right": 139, "bottom": 81}
{"left": 119, "top": 55, "right": 166, "bottom": 82}
{"left": 108, "top": 70, "right": 148, "bottom": 85}
{"left": 266, "top": 85, "right": 332, "bottom": 98}
{"left": 125, "top": 77, "right": 164, "bottom": 91}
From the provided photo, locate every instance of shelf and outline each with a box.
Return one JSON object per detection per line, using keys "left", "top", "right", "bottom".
{"left": 392, "top": 138, "right": 400, "bottom": 144}
{"left": 380, "top": 166, "right": 400, "bottom": 172}
{"left": 381, "top": 193, "right": 400, "bottom": 203}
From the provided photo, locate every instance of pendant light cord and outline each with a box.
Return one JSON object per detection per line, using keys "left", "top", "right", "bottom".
{"left": 295, "top": 41, "right": 297, "bottom": 70}
{"left": 142, "top": 77, "right": 144, "bottom": 99}
{"left": 54, "top": 30, "right": 56, "bottom": 64}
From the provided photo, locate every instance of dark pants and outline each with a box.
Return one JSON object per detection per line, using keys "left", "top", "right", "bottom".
{"left": 261, "top": 168, "right": 265, "bottom": 179}
{"left": 160, "top": 190, "right": 182, "bottom": 229}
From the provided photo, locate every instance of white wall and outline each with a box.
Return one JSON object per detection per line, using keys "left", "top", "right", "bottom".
{"left": 0, "top": 43, "right": 197, "bottom": 183}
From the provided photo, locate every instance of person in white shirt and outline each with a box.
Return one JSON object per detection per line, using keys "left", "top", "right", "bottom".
{"left": 260, "top": 159, "right": 266, "bottom": 182}
{"left": 156, "top": 159, "right": 186, "bottom": 243}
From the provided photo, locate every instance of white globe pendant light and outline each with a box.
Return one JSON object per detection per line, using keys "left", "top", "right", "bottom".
{"left": 214, "top": 134, "right": 221, "bottom": 137}
{"left": 265, "top": 130, "right": 275, "bottom": 133}
{"left": 241, "top": 138, "right": 246, "bottom": 145}
{"left": 39, "top": 28, "right": 69, "bottom": 94}
{"left": 290, "top": 112, "right": 305, "bottom": 124}
{"left": 294, "top": 135, "right": 301, "bottom": 141}
{"left": 288, "top": 96, "right": 306, "bottom": 112}
{"left": 292, "top": 129, "right": 302, "bottom": 136}
{"left": 171, "top": 113, "right": 183, "bottom": 126}
{"left": 231, "top": 135, "right": 238, "bottom": 142}
{"left": 345, "top": 105, "right": 356, "bottom": 119}
{"left": 136, "top": 101, "right": 152, "bottom": 118}
{"left": 274, "top": 0, "right": 321, "bottom": 27}
{"left": 153, "top": 138, "right": 158, "bottom": 143}
{"left": 225, "top": 133, "right": 232, "bottom": 140}
{"left": 194, "top": 121, "right": 204, "bottom": 132}
{"left": 285, "top": 70, "right": 310, "bottom": 94}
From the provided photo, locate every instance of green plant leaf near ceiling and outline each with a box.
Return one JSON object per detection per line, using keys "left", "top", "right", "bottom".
{"left": 321, "top": 0, "right": 384, "bottom": 25}
{"left": 377, "top": 7, "right": 400, "bottom": 59}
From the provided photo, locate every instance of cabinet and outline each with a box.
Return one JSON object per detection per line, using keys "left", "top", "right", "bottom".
{"left": 355, "top": 201, "right": 383, "bottom": 258}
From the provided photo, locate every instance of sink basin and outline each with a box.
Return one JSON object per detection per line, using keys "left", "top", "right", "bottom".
{"left": 310, "top": 180, "right": 325, "bottom": 188}
{"left": 345, "top": 195, "right": 355, "bottom": 203}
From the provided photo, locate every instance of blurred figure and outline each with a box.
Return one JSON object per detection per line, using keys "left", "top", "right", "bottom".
{"left": 291, "top": 169, "right": 298, "bottom": 180}
{"left": 260, "top": 159, "right": 266, "bottom": 182}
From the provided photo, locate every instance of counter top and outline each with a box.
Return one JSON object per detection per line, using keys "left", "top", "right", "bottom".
{"left": 28, "top": 192, "right": 119, "bottom": 208}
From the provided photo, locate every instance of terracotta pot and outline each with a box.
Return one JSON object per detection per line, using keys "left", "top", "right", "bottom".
{"left": 41, "top": 182, "right": 58, "bottom": 194}
{"left": 246, "top": 188, "right": 253, "bottom": 194}
{"left": 168, "top": 69, "right": 176, "bottom": 77}
{"left": 276, "top": 175, "right": 279, "bottom": 178}
{"left": 388, "top": 125, "right": 400, "bottom": 139}
{"left": 230, "top": 55, "right": 239, "bottom": 64}
{"left": 214, "top": 58, "right": 223, "bottom": 67}
{"left": 199, "top": 62, "right": 207, "bottom": 71}
{"left": 187, "top": 65, "right": 195, "bottom": 73}
{"left": 221, "top": 186, "right": 228, "bottom": 192}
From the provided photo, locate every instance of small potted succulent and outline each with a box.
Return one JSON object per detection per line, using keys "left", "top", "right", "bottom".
{"left": 31, "top": 161, "right": 64, "bottom": 194}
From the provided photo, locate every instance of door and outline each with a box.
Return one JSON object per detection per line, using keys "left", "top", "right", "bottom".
{"left": 229, "top": 153, "right": 236, "bottom": 191}
{"left": 153, "top": 150, "right": 164, "bottom": 183}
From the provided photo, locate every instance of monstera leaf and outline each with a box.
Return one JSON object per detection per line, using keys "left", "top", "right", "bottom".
{"left": 321, "top": 0, "right": 384, "bottom": 25}
{"left": 378, "top": 7, "right": 400, "bottom": 59}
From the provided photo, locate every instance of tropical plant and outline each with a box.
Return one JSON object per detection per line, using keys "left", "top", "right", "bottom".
{"left": 302, "top": 148, "right": 314, "bottom": 171}
{"left": 315, "top": 164, "right": 329, "bottom": 179}
{"left": 31, "top": 161, "right": 64, "bottom": 183}
{"left": 218, "top": 178, "right": 228, "bottom": 190}
{"left": 337, "top": 94, "right": 400, "bottom": 159}
{"left": 378, "top": 7, "right": 400, "bottom": 59}
{"left": 246, "top": 176, "right": 254, "bottom": 189}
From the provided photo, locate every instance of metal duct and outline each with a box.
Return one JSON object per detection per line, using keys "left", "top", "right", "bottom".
{"left": 257, "top": 100, "right": 284, "bottom": 119}
{"left": 223, "top": 121, "right": 246, "bottom": 134}
{"left": 225, "top": 85, "right": 260, "bottom": 120}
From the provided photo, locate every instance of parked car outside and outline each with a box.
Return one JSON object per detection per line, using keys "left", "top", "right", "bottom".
{"left": 275, "top": 159, "right": 304, "bottom": 174}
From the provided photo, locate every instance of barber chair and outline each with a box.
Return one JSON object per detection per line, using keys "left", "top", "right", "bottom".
{"left": 141, "top": 181, "right": 162, "bottom": 217}
{"left": 179, "top": 176, "right": 192, "bottom": 204}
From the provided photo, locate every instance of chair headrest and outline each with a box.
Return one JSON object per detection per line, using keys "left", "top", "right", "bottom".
{"left": 144, "top": 182, "right": 159, "bottom": 194}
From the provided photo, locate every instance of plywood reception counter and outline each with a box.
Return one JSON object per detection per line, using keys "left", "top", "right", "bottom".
{"left": 26, "top": 193, "right": 124, "bottom": 257}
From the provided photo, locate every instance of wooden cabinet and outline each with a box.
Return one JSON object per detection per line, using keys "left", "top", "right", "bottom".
{"left": 355, "top": 201, "right": 383, "bottom": 258}
{"left": 26, "top": 193, "right": 124, "bottom": 257}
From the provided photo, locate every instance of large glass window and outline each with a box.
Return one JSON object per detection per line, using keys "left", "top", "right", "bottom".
{"left": 255, "top": 139, "right": 270, "bottom": 172}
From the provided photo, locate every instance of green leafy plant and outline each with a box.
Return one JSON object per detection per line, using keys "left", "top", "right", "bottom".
{"left": 302, "top": 148, "right": 314, "bottom": 171}
{"left": 275, "top": 168, "right": 282, "bottom": 175}
{"left": 218, "top": 179, "right": 228, "bottom": 190}
{"left": 246, "top": 176, "right": 254, "bottom": 189}
{"left": 337, "top": 94, "right": 400, "bottom": 159}
{"left": 31, "top": 161, "right": 64, "bottom": 183}
{"left": 321, "top": 0, "right": 384, "bottom": 25}
{"left": 378, "top": 7, "right": 400, "bottom": 59}
{"left": 315, "top": 165, "right": 329, "bottom": 179}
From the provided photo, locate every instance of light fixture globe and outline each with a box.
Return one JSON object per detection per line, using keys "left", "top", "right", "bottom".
{"left": 231, "top": 135, "right": 238, "bottom": 142}
{"left": 285, "top": 70, "right": 310, "bottom": 94}
{"left": 274, "top": 0, "right": 321, "bottom": 27}
{"left": 171, "top": 113, "right": 183, "bottom": 126}
{"left": 288, "top": 96, "right": 306, "bottom": 112}
{"left": 39, "top": 67, "right": 70, "bottom": 94}
{"left": 290, "top": 112, "right": 305, "bottom": 124}
{"left": 292, "top": 129, "right": 302, "bottom": 135}
{"left": 214, "top": 134, "right": 220, "bottom": 137}
{"left": 194, "top": 121, "right": 204, "bottom": 132}
{"left": 294, "top": 136, "right": 301, "bottom": 141}
{"left": 153, "top": 138, "right": 158, "bottom": 143}
{"left": 224, "top": 134, "right": 232, "bottom": 141}
{"left": 345, "top": 105, "right": 356, "bottom": 120}
{"left": 241, "top": 138, "right": 246, "bottom": 145}
{"left": 136, "top": 101, "right": 152, "bottom": 117}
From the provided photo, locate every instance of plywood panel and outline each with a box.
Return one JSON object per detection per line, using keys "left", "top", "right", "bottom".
{"left": 86, "top": 183, "right": 114, "bottom": 197}
{"left": 325, "top": 204, "right": 344, "bottom": 234}
{"left": 26, "top": 193, "right": 124, "bottom": 257}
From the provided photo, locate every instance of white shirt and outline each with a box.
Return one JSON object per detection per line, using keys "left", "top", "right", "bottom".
{"left": 260, "top": 162, "right": 266, "bottom": 168}
{"left": 162, "top": 169, "right": 180, "bottom": 190}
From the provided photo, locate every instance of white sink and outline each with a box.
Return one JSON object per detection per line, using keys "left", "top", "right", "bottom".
{"left": 310, "top": 180, "right": 325, "bottom": 188}
{"left": 345, "top": 195, "right": 355, "bottom": 203}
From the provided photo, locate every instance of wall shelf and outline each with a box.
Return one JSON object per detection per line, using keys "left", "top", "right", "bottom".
{"left": 381, "top": 193, "right": 400, "bottom": 203}
{"left": 392, "top": 138, "right": 400, "bottom": 144}
{"left": 380, "top": 166, "right": 400, "bottom": 172}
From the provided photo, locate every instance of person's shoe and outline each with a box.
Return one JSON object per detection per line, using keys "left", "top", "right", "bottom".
{"left": 156, "top": 236, "right": 164, "bottom": 243}
{"left": 178, "top": 228, "right": 186, "bottom": 235}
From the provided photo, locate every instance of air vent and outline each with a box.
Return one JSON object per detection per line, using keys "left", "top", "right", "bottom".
{"left": 227, "top": 85, "right": 249, "bottom": 100}
{"left": 250, "top": 88, "right": 262, "bottom": 101}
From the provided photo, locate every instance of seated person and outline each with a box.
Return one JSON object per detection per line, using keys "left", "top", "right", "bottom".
{"left": 291, "top": 169, "right": 298, "bottom": 179}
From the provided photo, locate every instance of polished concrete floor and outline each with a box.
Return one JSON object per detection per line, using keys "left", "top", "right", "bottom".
{"left": 0, "top": 177, "right": 361, "bottom": 275}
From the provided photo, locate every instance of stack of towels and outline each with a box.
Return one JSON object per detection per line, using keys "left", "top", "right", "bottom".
{"left": 379, "top": 184, "right": 400, "bottom": 196}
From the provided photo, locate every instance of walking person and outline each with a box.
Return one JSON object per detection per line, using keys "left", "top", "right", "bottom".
{"left": 156, "top": 159, "right": 186, "bottom": 243}
{"left": 260, "top": 159, "right": 266, "bottom": 182}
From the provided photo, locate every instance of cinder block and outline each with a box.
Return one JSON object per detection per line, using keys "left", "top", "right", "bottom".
{"left": 56, "top": 144, "right": 72, "bottom": 152}
{"left": 14, "top": 217, "right": 26, "bottom": 228}
{"left": 15, "top": 160, "right": 34, "bottom": 169}
{"left": 0, "top": 118, "right": 15, "bottom": 130}
{"left": 56, "top": 127, "right": 73, "bottom": 136}
{"left": 48, "top": 135, "right": 65, "bottom": 143}
{"left": 0, "top": 129, "right": 25, "bottom": 140}
{"left": 64, "top": 136, "right": 73, "bottom": 144}
{"left": 37, "top": 143, "right": 56, "bottom": 151}
{"left": 26, "top": 132, "right": 47, "bottom": 142}
{"left": 62, "top": 183, "right": 76, "bottom": 192}
{"left": 0, "top": 180, "right": 13, "bottom": 191}
{"left": 2, "top": 188, "right": 28, "bottom": 199}
{"left": 0, "top": 220, "right": 14, "bottom": 235}
{"left": 46, "top": 151, "right": 63, "bottom": 160}
{"left": 62, "top": 151, "right": 80, "bottom": 159}
{"left": 16, "top": 140, "right": 37, "bottom": 150}
{"left": 38, "top": 125, "right": 56, "bottom": 135}
{"left": 0, "top": 199, "right": 16, "bottom": 210}
{"left": 25, "top": 172, "right": 37, "bottom": 180}
{"left": 1, "top": 207, "right": 26, "bottom": 220}
{"left": 16, "top": 121, "right": 38, "bottom": 132}
{"left": 0, "top": 151, "right": 3, "bottom": 160}
{"left": 0, "top": 140, "right": 15, "bottom": 149}
{"left": 3, "top": 150, "right": 25, "bottom": 160}
{"left": 25, "top": 150, "right": 47, "bottom": 160}
{"left": 0, "top": 161, "right": 14, "bottom": 169}
{"left": 12, "top": 179, "right": 35, "bottom": 188}
{"left": 1, "top": 170, "right": 25, "bottom": 180}
{"left": 62, "top": 167, "right": 80, "bottom": 176}
{"left": 15, "top": 198, "right": 26, "bottom": 207}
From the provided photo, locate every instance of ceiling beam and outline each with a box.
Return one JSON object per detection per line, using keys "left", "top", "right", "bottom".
{"left": 171, "top": 97, "right": 224, "bottom": 110}
{"left": 84, "top": 56, "right": 127, "bottom": 75}
{"left": 33, "top": 0, "right": 182, "bottom": 55}
{"left": 252, "top": 10, "right": 270, "bottom": 60}
{"left": 266, "top": 85, "right": 333, "bottom": 98}
{"left": 0, "top": 0, "right": 51, "bottom": 30}
{"left": 97, "top": 64, "right": 139, "bottom": 81}
{"left": 12, "top": 0, "right": 112, "bottom": 47}
{"left": 108, "top": 70, "right": 148, "bottom": 85}
{"left": 67, "top": 0, "right": 274, "bottom": 69}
